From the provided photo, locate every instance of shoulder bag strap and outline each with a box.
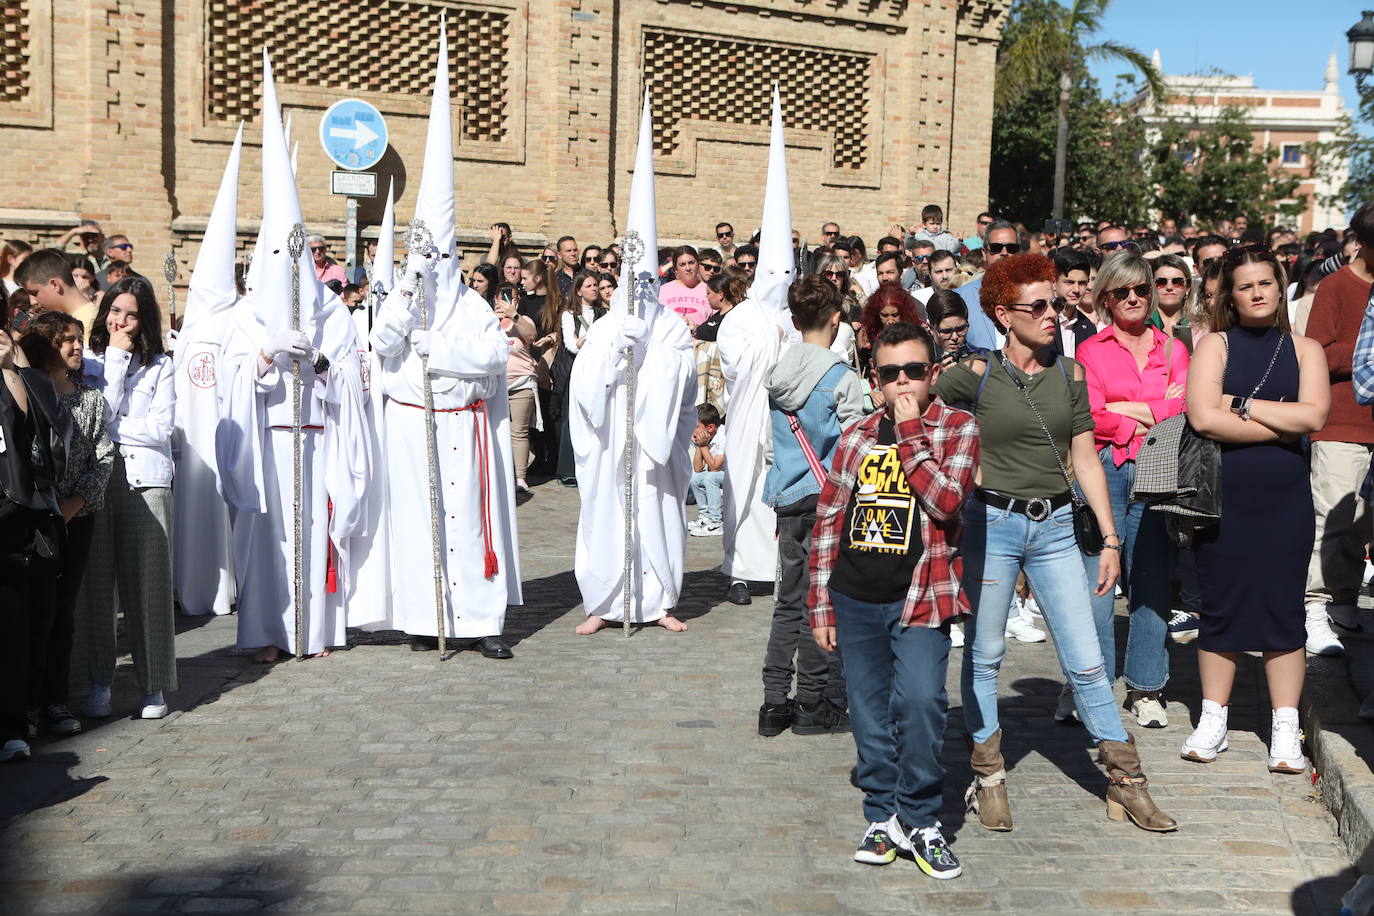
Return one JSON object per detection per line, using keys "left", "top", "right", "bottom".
{"left": 996, "top": 355, "right": 1082, "bottom": 505}
{"left": 783, "top": 410, "right": 827, "bottom": 485}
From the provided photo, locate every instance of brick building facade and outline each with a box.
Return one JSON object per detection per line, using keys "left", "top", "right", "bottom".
{"left": 0, "top": 0, "right": 1008, "bottom": 291}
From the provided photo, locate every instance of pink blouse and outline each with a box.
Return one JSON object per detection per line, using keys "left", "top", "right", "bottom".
{"left": 1076, "top": 325, "right": 1190, "bottom": 466}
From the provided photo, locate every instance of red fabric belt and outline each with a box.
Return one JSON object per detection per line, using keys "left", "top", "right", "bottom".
{"left": 392, "top": 398, "right": 499, "bottom": 578}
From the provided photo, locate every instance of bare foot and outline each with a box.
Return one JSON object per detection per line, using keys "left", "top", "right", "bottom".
{"left": 252, "top": 645, "right": 281, "bottom": 664}
{"left": 657, "top": 615, "right": 688, "bottom": 633}
{"left": 575, "top": 616, "right": 609, "bottom": 636}
{"left": 308, "top": 648, "right": 331, "bottom": 659}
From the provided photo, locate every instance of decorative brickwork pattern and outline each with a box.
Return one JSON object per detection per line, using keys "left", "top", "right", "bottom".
{"left": 0, "top": 1, "right": 31, "bottom": 102}
{"left": 205, "top": 0, "right": 511, "bottom": 142}
{"left": 641, "top": 27, "right": 872, "bottom": 171}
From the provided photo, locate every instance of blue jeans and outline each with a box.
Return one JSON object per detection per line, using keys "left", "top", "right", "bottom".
{"left": 832, "top": 589, "right": 949, "bottom": 828}
{"left": 689, "top": 469, "right": 724, "bottom": 523}
{"left": 960, "top": 498, "right": 1128, "bottom": 746}
{"left": 1084, "top": 449, "right": 1171, "bottom": 692}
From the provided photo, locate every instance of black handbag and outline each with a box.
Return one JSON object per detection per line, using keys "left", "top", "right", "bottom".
{"left": 996, "top": 353, "right": 1104, "bottom": 555}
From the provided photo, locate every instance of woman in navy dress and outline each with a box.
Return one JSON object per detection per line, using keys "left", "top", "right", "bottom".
{"left": 1180, "top": 245, "right": 1329, "bottom": 775}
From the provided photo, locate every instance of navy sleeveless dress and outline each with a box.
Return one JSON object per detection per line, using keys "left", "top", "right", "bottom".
{"left": 1194, "top": 325, "right": 1311, "bottom": 652}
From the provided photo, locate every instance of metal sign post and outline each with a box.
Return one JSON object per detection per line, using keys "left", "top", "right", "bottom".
{"left": 320, "top": 99, "right": 387, "bottom": 283}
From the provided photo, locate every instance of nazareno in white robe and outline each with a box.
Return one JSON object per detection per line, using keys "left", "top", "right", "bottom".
{"left": 341, "top": 302, "right": 391, "bottom": 630}
{"left": 368, "top": 281, "right": 522, "bottom": 639}
{"left": 570, "top": 310, "right": 697, "bottom": 622}
{"left": 215, "top": 295, "right": 372, "bottom": 655}
{"left": 172, "top": 308, "right": 237, "bottom": 616}
{"left": 717, "top": 297, "right": 782, "bottom": 582}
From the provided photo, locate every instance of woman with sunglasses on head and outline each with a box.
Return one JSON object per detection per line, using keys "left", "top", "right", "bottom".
{"left": 1180, "top": 245, "right": 1329, "bottom": 775}
{"left": 74, "top": 277, "right": 178, "bottom": 721}
{"left": 1074, "top": 251, "right": 1190, "bottom": 730}
{"left": 934, "top": 253, "right": 1177, "bottom": 834}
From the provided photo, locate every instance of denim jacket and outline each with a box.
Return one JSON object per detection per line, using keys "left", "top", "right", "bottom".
{"left": 762, "top": 345, "right": 865, "bottom": 509}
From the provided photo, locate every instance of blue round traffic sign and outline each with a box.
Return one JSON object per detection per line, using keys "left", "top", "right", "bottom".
{"left": 319, "top": 99, "right": 388, "bottom": 171}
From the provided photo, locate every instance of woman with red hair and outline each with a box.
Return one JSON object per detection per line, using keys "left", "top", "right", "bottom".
{"left": 857, "top": 285, "right": 923, "bottom": 375}
{"left": 933, "top": 253, "right": 1176, "bottom": 835}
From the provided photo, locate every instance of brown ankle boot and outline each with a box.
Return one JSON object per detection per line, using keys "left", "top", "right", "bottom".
{"left": 965, "top": 729, "right": 1013, "bottom": 832}
{"left": 1097, "top": 735, "right": 1178, "bottom": 832}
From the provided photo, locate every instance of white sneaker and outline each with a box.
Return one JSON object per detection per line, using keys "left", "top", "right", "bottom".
{"left": 1268, "top": 710, "right": 1307, "bottom": 774}
{"left": 689, "top": 519, "right": 722, "bottom": 538}
{"left": 1020, "top": 593, "right": 1042, "bottom": 619}
{"left": 0, "top": 739, "right": 30, "bottom": 762}
{"left": 949, "top": 623, "right": 965, "bottom": 648}
{"left": 1128, "top": 692, "right": 1168, "bottom": 728}
{"left": 1053, "top": 684, "right": 1078, "bottom": 724}
{"left": 1180, "top": 702, "right": 1229, "bottom": 762}
{"left": 1304, "top": 602, "right": 1344, "bottom": 656}
{"left": 140, "top": 692, "right": 169, "bottom": 720}
{"left": 1005, "top": 612, "right": 1046, "bottom": 643}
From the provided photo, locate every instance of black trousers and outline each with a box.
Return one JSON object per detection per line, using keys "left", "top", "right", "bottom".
{"left": 28, "top": 514, "right": 94, "bottom": 712}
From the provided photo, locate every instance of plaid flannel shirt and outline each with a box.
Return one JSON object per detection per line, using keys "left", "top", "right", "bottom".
{"left": 1353, "top": 291, "right": 1374, "bottom": 406}
{"left": 807, "top": 402, "right": 980, "bottom": 630}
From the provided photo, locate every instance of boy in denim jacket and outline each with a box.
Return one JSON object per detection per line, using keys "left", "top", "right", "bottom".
{"left": 757, "top": 276, "right": 866, "bottom": 737}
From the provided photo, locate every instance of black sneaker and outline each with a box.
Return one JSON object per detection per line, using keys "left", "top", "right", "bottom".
{"left": 757, "top": 700, "right": 794, "bottom": 737}
{"left": 792, "top": 700, "right": 850, "bottom": 736}
{"left": 854, "top": 821, "right": 898, "bottom": 865}
{"left": 908, "top": 824, "right": 962, "bottom": 880}
{"left": 45, "top": 705, "right": 82, "bottom": 736}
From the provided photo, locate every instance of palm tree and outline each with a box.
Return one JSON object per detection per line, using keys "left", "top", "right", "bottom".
{"left": 995, "top": 0, "right": 1165, "bottom": 220}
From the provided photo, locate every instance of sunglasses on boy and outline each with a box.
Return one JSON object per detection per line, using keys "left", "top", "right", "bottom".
{"left": 874, "top": 362, "right": 931, "bottom": 384}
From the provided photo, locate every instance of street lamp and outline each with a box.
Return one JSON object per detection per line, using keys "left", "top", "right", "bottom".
{"left": 1350, "top": 10, "right": 1374, "bottom": 92}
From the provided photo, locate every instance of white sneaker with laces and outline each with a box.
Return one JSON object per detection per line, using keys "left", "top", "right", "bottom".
{"left": 0, "top": 739, "right": 30, "bottom": 762}
{"left": 1268, "top": 709, "right": 1307, "bottom": 774}
{"left": 1180, "top": 701, "right": 1229, "bottom": 762}
{"left": 1304, "top": 602, "right": 1344, "bottom": 656}
{"left": 1005, "top": 612, "right": 1046, "bottom": 643}
{"left": 949, "top": 623, "right": 964, "bottom": 648}
{"left": 1020, "top": 593, "right": 1042, "bottom": 619}
{"left": 1129, "top": 693, "right": 1168, "bottom": 728}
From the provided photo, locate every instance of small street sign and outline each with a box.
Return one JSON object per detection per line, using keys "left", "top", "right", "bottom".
{"left": 319, "top": 99, "right": 388, "bottom": 171}
{"left": 331, "top": 170, "right": 378, "bottom": 198}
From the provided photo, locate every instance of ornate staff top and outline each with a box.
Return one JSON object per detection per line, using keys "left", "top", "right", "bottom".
{"left": 403, "top": 219, "right": 434, "bottom": 258}
{"left": 162, "top": 249, "right": 176, "bottom": 286}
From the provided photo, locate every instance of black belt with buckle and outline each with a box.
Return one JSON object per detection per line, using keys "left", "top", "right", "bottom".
{"left": 975, "top": 488, "right": 1073, "bottom": 522}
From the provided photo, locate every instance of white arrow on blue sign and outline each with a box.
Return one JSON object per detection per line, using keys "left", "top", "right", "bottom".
{"left": 319, "top": 98, "right": 388, "bottom": 171}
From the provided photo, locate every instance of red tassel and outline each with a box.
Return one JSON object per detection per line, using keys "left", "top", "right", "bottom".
{"left": 484, "top": 549, "right": 499, "bottom": 578}
{"left": 325, "top": 500, "right": 338, "bottom": 594}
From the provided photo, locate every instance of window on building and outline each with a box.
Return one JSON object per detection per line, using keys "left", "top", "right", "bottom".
{"left": 1281, "top": 144, "right": 1303, "bottom": 166}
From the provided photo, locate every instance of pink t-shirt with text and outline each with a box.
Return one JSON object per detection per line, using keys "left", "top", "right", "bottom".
{"left": 658, "top": 279, "right": 711, "bottom": 326}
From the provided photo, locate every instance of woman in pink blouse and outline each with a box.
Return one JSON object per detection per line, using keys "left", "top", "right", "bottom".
{"left": 1075, "top": 250, "right": 1189, "bottom": 730}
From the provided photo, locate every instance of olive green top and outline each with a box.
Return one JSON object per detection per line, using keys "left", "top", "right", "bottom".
{"left": 933, "top": 354, "right": 1094, "bottom": 499}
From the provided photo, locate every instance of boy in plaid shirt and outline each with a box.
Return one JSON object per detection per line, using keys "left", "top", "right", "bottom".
{"left": 808, "top": 320, "right": 979, "bottom": 879}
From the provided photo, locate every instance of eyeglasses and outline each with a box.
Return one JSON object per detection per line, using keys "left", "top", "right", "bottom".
{"left": 110, "top": 243, "right": 133, "bottom": 251}
{"left": 874, "top": 362, "right": 931, "bottom": 384}
{"left": 716, "top": 231, "right": 733, "bottom": 238}
{"left": 822, "top": 229, "right": 839, "bottom": 237}
{"left": 599, "top": 259, "right": 617, "bottom": 268}
{"left": 912, "top": 255, "right": 931, "bottom": 264}
{"left": 977, "top": 218, "right": 993, "bottom": 227}
{"left": 821, "top": 269, "right": 846, "bottom": 279}
{"left": 936, "top": 323, "right": 969, "bottom": 337}
{"left": 542, "top": 255, "right": 557, "bottom": 263}
{"left": 310, "top": 246, "right": 326, "bottom": 253}
{"left": 736, "top": 259, "right": 757, "bottom": 269}
{"left": 700, "top": 262, "right": 721, "bottom": 273}
{"left": 1106, "top": 283, "right": 1151, "bottom": 302}
{"left": 1154, "top": 276, "right": 1187, "bottom": 289}
{"left": 1100, "top": 239, "right": 1133, "bottom": 251}
{"left": 1005, "top": 299, "right": 1064, "bottom": 318}
{"left": 985, "top": 242, "right": 1021, "bottom": 255}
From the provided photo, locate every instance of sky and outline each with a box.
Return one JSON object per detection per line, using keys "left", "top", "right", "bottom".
{"left": 1084, "top": 2, "right": 1368, "bottom": 118}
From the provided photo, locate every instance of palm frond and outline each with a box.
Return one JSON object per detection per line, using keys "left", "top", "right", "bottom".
{"left": 1084, "top": 39, "right": 1167, "bottom": 101}
{"left": 994, "top": 18, "right": 1069, "bottom": 110}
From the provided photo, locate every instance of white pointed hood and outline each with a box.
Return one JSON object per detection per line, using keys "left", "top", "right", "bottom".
{"left": 613, "top": 87, "right": 661, "bottom": 332}
{"left": 183, "top": 123, "right": 243, "bottom": 336}
{"left": 247, "top": 49, "right": 324, "bottom": 336}
{"left": 749, "top": 85, "right": 796, "bottom": 329}
{"left": 372, "top": 178, "right": 396, "bottom": 294}
{"left": 412, "top": 16, "right": 460, "bottom": 306}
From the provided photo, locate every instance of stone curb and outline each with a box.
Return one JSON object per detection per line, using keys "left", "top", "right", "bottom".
{"left": 1304, "top": 650, "right": 1374, "bottom": 873}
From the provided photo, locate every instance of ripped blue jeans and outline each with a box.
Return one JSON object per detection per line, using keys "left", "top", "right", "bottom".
{"left": 959, "top": 498, "right": 1129, "bottom": 746}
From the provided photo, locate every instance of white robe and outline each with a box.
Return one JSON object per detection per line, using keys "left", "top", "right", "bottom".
{"left": 342, "top": 305, "right": 391, "bottom": 629}
{"left": 717, "top": 297, "right": 781, "bottom": 582}
{"left": 369, "top": 283, "right": 522, "bottom": 639}
{"left": 570, "top": 313, "right": 697, "bottom": 622}
{"left": 215, "top": 299, "right": 371, "bottom": 655}
{"left": 172, "top": 311, "right": 236, "bottom": 616}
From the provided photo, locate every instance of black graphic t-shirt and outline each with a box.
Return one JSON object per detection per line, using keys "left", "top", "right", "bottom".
{"left": 828, "top": 417, "right": 923, "bottom": 604}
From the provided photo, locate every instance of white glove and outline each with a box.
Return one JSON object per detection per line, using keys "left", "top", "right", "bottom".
{"left": 263, "top": 329, "right": 311, "bottom": 362}
{"left": 615, "top": 316, "right": 648, "bottom": 349}
{"left": 409, "top": 328, "right": 431, "bottom": 357}
{"left": 398, "top": 251, "right": 433, "bottom": 295}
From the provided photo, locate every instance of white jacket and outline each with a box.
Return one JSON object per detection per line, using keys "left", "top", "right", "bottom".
{"left": 84, "top": 348, "right": 176, "bottom": 488}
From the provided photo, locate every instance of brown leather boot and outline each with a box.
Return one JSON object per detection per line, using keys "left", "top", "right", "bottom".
{"left": 965, "top": 729, "right": 1012, "bottom": 832}
{"left": 1098, "top": 735, "right": 1178, "bottom": 833}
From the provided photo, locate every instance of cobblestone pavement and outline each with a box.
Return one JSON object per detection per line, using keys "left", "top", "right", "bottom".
{"left": 0, "top": 479, "right": 1359, "bottom": 915}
